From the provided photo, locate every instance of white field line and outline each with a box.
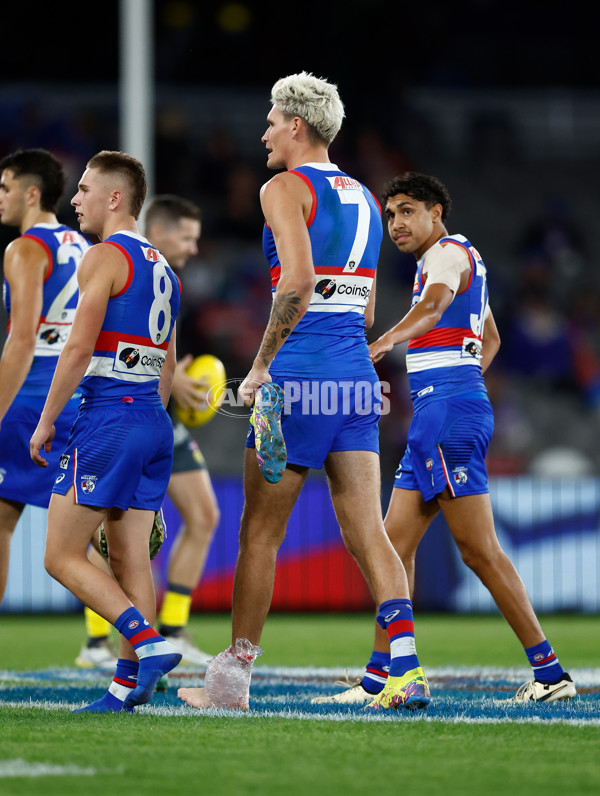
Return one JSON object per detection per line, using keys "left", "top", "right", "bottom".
{"left": 3, "top": 699, "right": 599, "bottom": 727}
{"left": 2, "top": 665, "right": 600, "bottom": 686}
{"left": 0, "top": 758, "right": 97, "bottom": 778}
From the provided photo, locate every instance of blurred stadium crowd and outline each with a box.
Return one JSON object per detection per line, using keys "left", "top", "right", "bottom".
{"left": 2, "top": 78, "right": 600, "bottom": 481}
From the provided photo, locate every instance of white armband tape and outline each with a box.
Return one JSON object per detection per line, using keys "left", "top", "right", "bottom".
{"left": 423, "top": 241, "right": 471, "bottom": 295}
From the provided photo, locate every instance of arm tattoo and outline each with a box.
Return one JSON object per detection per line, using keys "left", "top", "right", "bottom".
{"left": 258, "top": 291, "right": 304, "bottom": 366}
{"left": 272, "top": 291, "right": 303, "bottom": 326}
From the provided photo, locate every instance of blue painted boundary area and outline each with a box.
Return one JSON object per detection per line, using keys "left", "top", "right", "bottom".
{"left": 1, "top": 666, "right": 599, "bottom": 724}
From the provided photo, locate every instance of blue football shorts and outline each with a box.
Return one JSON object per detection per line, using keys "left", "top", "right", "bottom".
{"left": 0, "top": 395, "right": 79, "bottom": 509}
{"left": 246, "top": 374, "right": 382, "bottom": 469}
{"left": 52, "top": 401, "right": 174, "bottom": 510}
{"left": 394, "top": 396, "right": 494, "bottom": 500}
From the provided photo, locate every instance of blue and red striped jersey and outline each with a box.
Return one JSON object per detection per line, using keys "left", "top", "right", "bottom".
{"left": 80, "top": 230, "right": 181, "bottom": 403}
{"left": 263, "top": 162, "right": 382, "bottom": 378}
{"left": 3, "top": 223, "right": 89, "bottom": 397}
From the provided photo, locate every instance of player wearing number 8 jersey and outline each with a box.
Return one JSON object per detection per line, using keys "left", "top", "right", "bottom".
{"left": 30, "top": 151, "right": 183, "bottom": 712}
{"left": 0, "top": 148, "right": 89, "bottom": 607}
{"left": 51, "top": 228, "right": 180, "bottom": 505}
{"left": 178, "top": 73, "right": 429, "bottom": 713}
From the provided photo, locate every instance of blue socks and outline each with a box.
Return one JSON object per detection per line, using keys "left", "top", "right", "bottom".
{"left": 115, "top": 607, "right": 182, "bottom": 707}
{"left": 361, "top": 651, "right": 390, "bottom": 694}
{"left": 376, "top": 599, "right": 420, "bottom": 677}
{"left": 525, "top": 639, "right": 565, "bottom": 683}
{"left": 72, "top": 658, "right": 139, "bottom": 714}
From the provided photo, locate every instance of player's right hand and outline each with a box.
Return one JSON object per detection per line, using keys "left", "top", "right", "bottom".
{"left": 369, "top": 334, "right": 394, "bottom": 364}
{"left": 30, "top": 422, "right": 56, "bottom": 467}
{"left": 238, "top": 365, "right": 271, "bottom": 407}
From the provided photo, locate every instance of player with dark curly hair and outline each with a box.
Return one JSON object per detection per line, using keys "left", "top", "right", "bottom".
{"left": 315, "top": 172, "right": 576, "bottom": 706}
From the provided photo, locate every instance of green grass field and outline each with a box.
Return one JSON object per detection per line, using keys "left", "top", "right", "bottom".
{"left": 1, "top": 612, "right": 599, "bottom": 796}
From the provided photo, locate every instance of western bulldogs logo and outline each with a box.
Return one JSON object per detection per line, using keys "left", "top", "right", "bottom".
{"left": 119, "top": 347, "right": 140, "bottom": 368}
{"left": 81, "top": 474, "right": 98, "bottom": 493}
{"left": 453, "top": 467, "right": 468, "bottom": 485}
{"left": 315, "top": 279, "right": 337, "bottom": 299}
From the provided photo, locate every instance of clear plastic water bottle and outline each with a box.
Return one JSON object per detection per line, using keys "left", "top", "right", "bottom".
{"left": 204, "top": 638, "right": 264, "bottom": 709}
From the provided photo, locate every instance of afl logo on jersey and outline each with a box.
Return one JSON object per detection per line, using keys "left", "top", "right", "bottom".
{"left": 119, "top": 347, "right": 141, "bottom": 368}
{"left": 315, "top": 279, "right": 337, "bottom": 299}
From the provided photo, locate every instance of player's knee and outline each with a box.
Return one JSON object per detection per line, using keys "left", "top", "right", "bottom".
{"left": 209, "top": 503, "right": 221, "bottom": 532}
{"left": 0, "top": 524, "right": 15, "bottom": 541}
{"left": 339, "top": 524, "right": 372, "bottom": 562}
{"left": 181, "top": 501, "right": 220, "bottom": 540}
{"left": 238, "top": 515, "right": 285, "bottom": 552}
{"left": 44, "top": 547, "right": 62, "bottom": 580}
{"left": 390, "top": 539, "right": 415, "bottom": 565}
{"left": 458, "top": 541, "right": 497, "bottom": 573}
{"left": 106, "top": 550, "right": 127, "bottom": 579}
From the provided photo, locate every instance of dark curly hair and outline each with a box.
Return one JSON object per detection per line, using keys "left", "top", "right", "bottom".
{"left": 382, "top": 172, "right": 452, "bottom": 222}
{"left": 0, "top": 148, "right": 66, "bottom": 213}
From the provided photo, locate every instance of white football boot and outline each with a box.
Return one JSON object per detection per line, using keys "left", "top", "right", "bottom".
{"left": 513, "top": 673, "right": 576, "bottom": 702}
{"left": 311, "top": 671, "right": 375, "bottom": 705}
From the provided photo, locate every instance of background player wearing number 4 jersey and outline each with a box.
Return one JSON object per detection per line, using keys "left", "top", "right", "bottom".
{"left": 315, "top": 172, "right": 575, "bottom": 706}
{"left": 178, "top": 72, "right": 429, "bottom": 713}
{"left": 30, "top": 150, "right": 183, "bottom": 712}
{"left": 0, "top": 148, "right": 89, "bottom": 607}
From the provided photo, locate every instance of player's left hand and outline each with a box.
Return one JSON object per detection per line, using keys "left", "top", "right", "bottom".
{"left": 239, "top": 365, "right": 271, "bottom": 407}
{"left": 30, "top": 422, "right": 56, "bottom": 467}
{"left": 369, "top": 334, "right": 394, "bottom": 364}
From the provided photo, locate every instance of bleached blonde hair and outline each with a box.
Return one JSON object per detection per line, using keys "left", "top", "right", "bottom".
{"left": 270, "top": 71, "right": 345, "bottom": 146}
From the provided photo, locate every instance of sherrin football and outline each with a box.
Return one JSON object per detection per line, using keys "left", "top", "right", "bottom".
{"left": 175, "top": 354, "right": 226, "bottom": 427}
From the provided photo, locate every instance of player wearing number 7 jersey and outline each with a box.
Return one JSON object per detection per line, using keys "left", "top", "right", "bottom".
{"left": 178, "top": 73, "right": 430, "bottom": 713}
{"left": 30, "top": 151, "right": 183, "bottom": 712}
{"left": 0, "top": 148, "right": 89, "bottom": 607}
